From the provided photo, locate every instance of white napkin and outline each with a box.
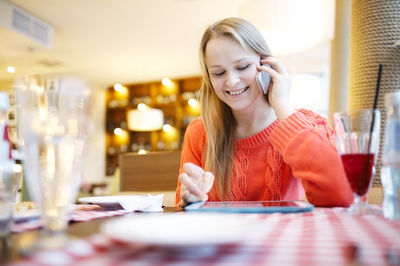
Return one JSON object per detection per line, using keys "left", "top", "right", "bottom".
{"left": 118, "top": 194, "right": 164, "bottom": 212}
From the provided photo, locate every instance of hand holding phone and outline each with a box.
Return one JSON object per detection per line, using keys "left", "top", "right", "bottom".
{"left": 256, "top": 64, "right": 271, "bottom": 95}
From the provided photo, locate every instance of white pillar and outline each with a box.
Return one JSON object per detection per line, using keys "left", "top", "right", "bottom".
{"left": 328, "top": 0, "right": 351, "bottom": 123}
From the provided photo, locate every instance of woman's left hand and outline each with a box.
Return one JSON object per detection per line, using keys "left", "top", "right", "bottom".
{"left": 179, "top": 163, "right": 214, "bottom": 206}
{"left": 257, "top": 57, "right": 295, "bottom": 120}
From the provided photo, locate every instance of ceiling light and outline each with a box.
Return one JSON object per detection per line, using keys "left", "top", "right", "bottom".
{"left": 7, "top": 66, "right": 15, "bottom": 73}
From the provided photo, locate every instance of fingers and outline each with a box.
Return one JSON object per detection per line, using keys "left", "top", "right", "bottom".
{"left": 183, "top": 163, "right": 214, "bottom": 193}
{"left": 183, "top": 192, "right": 208, "bottom": 206}
{"left": 180, "top": 190, "right": 201, "bottom": 206}
{"left": 259, "top": 57, "right": 289, "bottom": 76}
{"left": 180, "top": 176, "right": 200, "bottom": 205}
{"left": 200, "top": 172, "right": 214, "bottom": 192}
{"left": 183, "top": 162, "right": 205, "bottom": 180}
{"left": 257, "top": 57, "right": 293, "bottom": 120}
{"left": 180, "top": 163, "right": 215, "bottom": 204}
{"left": 257, "top": 57, "right": 290, "bottom": 89}
{"left": 257, "top": 64, "right": 279, "bottom": 80}
{"left": 180, "top": 173, "right": 208, "bottom": 201}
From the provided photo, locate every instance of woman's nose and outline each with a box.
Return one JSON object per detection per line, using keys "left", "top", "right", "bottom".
{"left": 225, "top": 71, "right": 240, "bottom": 87}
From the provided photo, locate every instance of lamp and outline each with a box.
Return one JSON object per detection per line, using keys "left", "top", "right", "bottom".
{"left": 239, "top": 0, "right": 334, "bottom": 55}
{"left": 127, "top": 108, "right": 164, "bottom": 131}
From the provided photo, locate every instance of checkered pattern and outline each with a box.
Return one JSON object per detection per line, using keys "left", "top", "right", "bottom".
{"left": 11, "top": 209, "right": 131, "bottom": 233}
{"left": 9, "top": 208, "right": 400, "bottom": 266}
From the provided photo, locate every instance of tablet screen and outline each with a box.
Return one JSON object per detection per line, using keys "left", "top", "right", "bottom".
{"left": 201, "top": 201, "right": 308, "bottom": 208}
{"left": 184, "top": 200, "right": 313, "bottom": 213}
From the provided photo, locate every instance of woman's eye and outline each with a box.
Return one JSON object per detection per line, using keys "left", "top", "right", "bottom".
{"left": 238, "top": 65, "right": 249, "bottom": 71}
{"left": 213, "top": 71, "right": 225, "bottom": 76}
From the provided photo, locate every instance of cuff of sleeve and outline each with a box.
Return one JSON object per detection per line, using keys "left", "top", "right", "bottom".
{"left": 270, "top": 111, "right": 314, "bottom": 153}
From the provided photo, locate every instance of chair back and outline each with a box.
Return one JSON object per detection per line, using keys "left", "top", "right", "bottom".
{"left": 119, "top": 150, "right": 181, "bottom": 192}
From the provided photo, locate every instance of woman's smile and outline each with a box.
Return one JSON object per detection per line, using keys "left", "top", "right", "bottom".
{"left": 226, "top": 86, "right": 249, "bottom": 96}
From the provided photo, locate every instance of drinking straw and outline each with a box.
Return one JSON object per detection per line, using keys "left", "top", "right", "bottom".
{"left": 362, "top": 64, "right": 383, "bottom": 191}
{"left": 367, "top": 64, "right": 383, "bottom": 154}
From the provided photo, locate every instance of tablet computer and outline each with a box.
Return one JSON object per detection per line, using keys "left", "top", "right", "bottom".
{"left": 184, "top": 200, "right": 314, "bottom": 213}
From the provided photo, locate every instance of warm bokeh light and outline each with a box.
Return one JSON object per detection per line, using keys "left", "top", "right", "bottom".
{"left": 7, "top": 66, "right": 15, "bottom": 73}
{"left": 114, "top": 83, "right": 123, "bottom": 91}
{"left": 186, "top": 98, "right": 201, "bottom": 116}
{"left": 188, "top": 98, "right": 198, "bottom": 107}
{"left": 161, "top": 124, "right": 179, "bottom": 148}
{"left": 161, "top": 78, "right": 172, "bottom": 87}
{"left": 114, "top": 128, "right": 129, "bottom": 145}
{"left": 137, "top": 103, "right": 147, "bottom": 111}
{"left": 113, "top": 83, "right": 128, "bottom": 99}
{"left": 138, "top": 149, "right": 147, "bottom": 155}
{"left": 114, "top": 128, "right": 123, "bottom": 136}
{"left": 127, "top": 108, "right": 164, "bottom": 131}
{"left": 161, "top": 78, "right": 177, "bottom": 95}
{"left": 162, "top": 124, "right": 172, "bottom": 132}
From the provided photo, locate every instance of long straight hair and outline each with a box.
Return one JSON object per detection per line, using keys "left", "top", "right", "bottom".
{"left": 198, "top": 17, "right": 272, "bottom": 200}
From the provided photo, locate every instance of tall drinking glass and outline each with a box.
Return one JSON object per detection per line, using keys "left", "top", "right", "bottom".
{"left": 333, "top": 109, "right": 381, "bottom": 215}
{"left": 15, "top": 75, "right": 92, "bottom": 248}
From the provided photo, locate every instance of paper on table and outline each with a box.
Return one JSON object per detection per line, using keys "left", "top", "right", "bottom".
{"left": 118, "top": 194, "right": 164, "bottom": 212}
{"left": 78, "top": 194, "right": 164, "bottom": 212}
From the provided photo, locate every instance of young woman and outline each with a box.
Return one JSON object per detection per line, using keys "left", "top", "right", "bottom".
{"left": 175, "top": 17, "right": 353, "bottom": 208}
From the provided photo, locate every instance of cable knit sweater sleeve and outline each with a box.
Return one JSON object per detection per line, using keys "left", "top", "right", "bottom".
{"left": 175, "top": 117, "right": 207, "bottom": 206}
{"left": 269, "top": 109, "right": 353, "bottom": 207}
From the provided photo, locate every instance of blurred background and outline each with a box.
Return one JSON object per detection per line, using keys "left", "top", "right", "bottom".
{"left": 0, "top": 0, "right": 367, "bottom": 195}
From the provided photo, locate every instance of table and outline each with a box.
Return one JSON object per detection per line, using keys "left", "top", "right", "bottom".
{"left": 3, "top": 206, "right": 179, "bottom": 262}
{"left": 4, "top": 207, "right": 400, "bottom": 266}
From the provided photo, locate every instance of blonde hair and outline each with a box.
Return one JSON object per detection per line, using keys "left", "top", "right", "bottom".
{"left": 199, "top": 17, "right": 272, "bottom": 200}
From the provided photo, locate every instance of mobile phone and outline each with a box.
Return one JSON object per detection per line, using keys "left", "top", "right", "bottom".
{"left": 256, "top": 64, "right": 271, "bottom": 95}
{"left": 184, "top": 200, "right": 314, "bottom": 213}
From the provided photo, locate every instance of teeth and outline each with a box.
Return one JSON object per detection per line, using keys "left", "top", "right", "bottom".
{"left": 228, "top": 88, "right": 246, "bottom": 95}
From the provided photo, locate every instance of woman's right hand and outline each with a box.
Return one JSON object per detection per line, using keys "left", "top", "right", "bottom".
{"left": 257, "top": 57, "right": 295, "bottom": 121}
{"left": 179, "top": 162, "right": 214, "bottom": 206}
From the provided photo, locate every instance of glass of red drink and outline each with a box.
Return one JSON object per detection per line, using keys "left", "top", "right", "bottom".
{"left": 333, "top": 109, "right": 381, "bottom": 215}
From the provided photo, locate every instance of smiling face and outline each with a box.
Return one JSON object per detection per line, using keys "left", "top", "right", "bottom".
{"left": 205, "top": 36, "right": 264, "bottom": 111}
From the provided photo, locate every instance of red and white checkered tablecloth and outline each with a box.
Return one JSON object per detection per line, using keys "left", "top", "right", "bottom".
{"left": 9, "top": 208, "right": 400, "bottom": 266}
{"left": 11, "top": 208, "right": 131, "bottom": 233}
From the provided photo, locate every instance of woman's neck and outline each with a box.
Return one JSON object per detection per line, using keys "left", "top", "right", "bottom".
{"left": 233, "top": 99, "right": 277, "bottom": 139}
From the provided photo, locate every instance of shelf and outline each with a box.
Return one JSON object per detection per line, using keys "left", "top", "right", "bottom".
{"left": 105, "top": 76, "right": 201, "bottom": 175}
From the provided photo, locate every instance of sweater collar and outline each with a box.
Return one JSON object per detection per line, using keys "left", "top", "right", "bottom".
{"left": 235, "top": 119, "right": 279, "bottom": 149}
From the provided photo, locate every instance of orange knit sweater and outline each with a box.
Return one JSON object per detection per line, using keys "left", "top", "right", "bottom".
{"left": 175, "top": 109, "right": 354, "bottom": 207}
